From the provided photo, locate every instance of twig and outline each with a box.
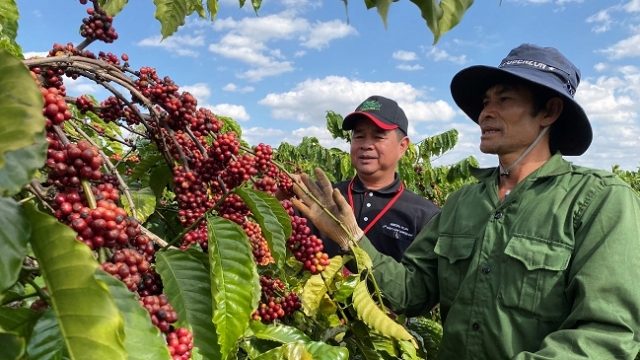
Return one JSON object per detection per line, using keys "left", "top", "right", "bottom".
{"left": 26, "top": 180, "right": 54, "bottom": 213}
{"left": 72, "top": 117, "right": 132, "bottom": 147}
{"left": 185, "top": 126, "right": 208, "bottom": 159}
{"left": 67, "top": 120, "right": 137, "bottom": 219}
{"left": 153, "top": 210, "right": 178, "bottom": 237}
{"left": 52, "top": 125, "right": 70, "bottom": 146}
{"left": 75, "top": 38, "right": 93, "bottom": 51}
{"left": 25, "top": 278, "right": 50, "bottom": 303}
{"left": 217, "top": 176, "right": 228, "bottom": 195}
{"left": 1, "top": 292, "right": 39, "bottom": 306}
{"left": 161, "top": 124, "right": 191, "bottom": 171}
{"left": 19, "top": 195, "right": 35, "bottom": 203}
{"left": 139, "top": 226, "right": 170, "bottom": 248}
{"left": 121, "top": 124, "right": 148, "bottom": 138}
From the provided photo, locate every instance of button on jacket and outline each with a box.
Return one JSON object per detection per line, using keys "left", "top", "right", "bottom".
{"left": 358, "top": 154, "right": 640, "bottom": 359}
{"left": 311, "top": 174, "right": 440, "bottom": 262}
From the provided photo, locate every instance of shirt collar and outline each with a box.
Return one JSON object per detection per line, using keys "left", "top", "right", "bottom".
{"left": 351, "top": 173, "right": 402, "bottom": 194}
{"left": 469, "top": 152, "right": 573, "bottom": 181}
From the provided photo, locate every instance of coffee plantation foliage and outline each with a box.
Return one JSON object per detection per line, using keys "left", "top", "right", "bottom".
{"left": 2, "top": 1, "right": 640, "bottom": 360}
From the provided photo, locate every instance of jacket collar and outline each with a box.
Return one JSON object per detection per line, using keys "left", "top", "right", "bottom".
{"left": 469, "top": 152, "right": 573, "bottom": 182}
{"left": 351, "top": 173, "right": 402, "bottom": 194}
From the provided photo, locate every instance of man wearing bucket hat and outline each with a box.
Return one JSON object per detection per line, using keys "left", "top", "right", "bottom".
{"left": 292, "top": 44, "right": 640, "bottom": 359}
{"left": 284, "top": 95, "right": 440, "bottom": 262}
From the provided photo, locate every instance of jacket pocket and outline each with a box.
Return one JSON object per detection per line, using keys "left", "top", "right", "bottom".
{"left": 499, "top": 235, "right": 572, "bottom": 321}
{"left": 434, "top": 235, "right": 476, "bottom": 303}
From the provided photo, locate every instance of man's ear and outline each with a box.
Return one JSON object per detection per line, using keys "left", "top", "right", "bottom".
{"left": 398, "top": 134, "right": 410, "bottom": 155}
{"left": 542, "top": 97, "right": 564, "bottom": 126}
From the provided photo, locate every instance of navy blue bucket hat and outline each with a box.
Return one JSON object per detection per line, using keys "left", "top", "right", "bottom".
{"left": 450, "top": 43, "right": 592, "bottom": 156}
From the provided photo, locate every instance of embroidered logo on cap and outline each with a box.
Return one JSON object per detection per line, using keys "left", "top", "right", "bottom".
{"left": 357, "top": 99, "right": 382, "bottom": 112}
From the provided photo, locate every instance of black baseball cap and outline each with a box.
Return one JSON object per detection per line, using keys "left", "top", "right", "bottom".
{"left": 450, "top": 43, "right": 592, "bottom": 156}
{"left": 342, "top": 95, "right": 408, "bottom": 135}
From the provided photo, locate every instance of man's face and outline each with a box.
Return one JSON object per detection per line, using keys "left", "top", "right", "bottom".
{"left": 478, "top": 84, "right": 547, "bottom": 156}
{"left": 350, "top": 118, "right": 409, "bottom": 179}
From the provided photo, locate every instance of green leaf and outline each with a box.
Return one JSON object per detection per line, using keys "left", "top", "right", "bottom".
{"left": 0, "top": 329, "right": 25, "bottom": 360}
{"left": 24, "top": 203, "right": 127, "bottom": 360}
{"left": 217, "top": 115, "right": 243, "bottom": 138}
{"left": 153, "top": 0, "right": 192, "bottom": 39}
{"left": 325, "top": 111, "right": 350, "bottom": 142}
{"left": 149, "top": 165, "right": 173, "bottom": 199}
{"left": 206, "top": 0, "right": 219, "bottom": 21}
{"left": 346, "top": 322, "right": 381, "bottom": 360}
{"left": 251, "top": 322, "right": 311, "bottom": 344}
{"left": 333, "top": 274, "right": 359, "bottom": 302}
{"left": 95, "top": 270, "right": 172, "bottom": 360}
{"left": 0, "top": 0, "right": 23, "bottom": 58}
{"left": 234, "top": 188, "right": 290, "bottom": 270}
{"left": 0, "top": 49, "right": 45, "bottom": 172}
{"left": 353, "top": 247, "right": 373, "bottom": 272}
{"left": 398, "top": 339, "right": 419, "bottom": 360}
{"left": 0, "top": 131, "right": 47, "bottom": 196}
{"left": 305, "top": 341, "right": 349, "bottom": 360}
{"left": 83, "top": 110, "right": 124, "bottom": 156}
{"left": 255, "top": 341, "right": 312, "bottom": 360}
{"left": 102, "top": 0, "right": 129, "bottom": 16}
{"left": 409, "top": 0, "right": 474, "bottom": 44}
{"left": 373, "top": 0, "right": 393, "bottom": 29}
{"left": 250, "top": 0, "right": 262, "bottom": 15}
{"left": 121, "top": 187, "right": 156, "bottom": 223}
{"left": 301, "top": 274, "right": 328, "bottom": 317}
{"left": 155, "top": 249, "right": 221, "bottom": 360}
{"left": 0, "top": 308, "right": 41, "bottom": 342}
{"left": 207, "top": 216, "right": 260, "bottom": 360}
{"left": 25, "top": 308, "right": 70, "bottom": 360}
{"left": 0, "top": 198, "right": 30, "bottom": 294}
{"left": 352, "top": 281, "right": 415, "bottom": 346}
{"left": 130, "top": 154, "right": 163, "bottom": 182}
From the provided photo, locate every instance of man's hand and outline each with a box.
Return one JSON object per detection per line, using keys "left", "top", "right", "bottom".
{"left": 291, "top": 168, "right": 363, "bottom": 251}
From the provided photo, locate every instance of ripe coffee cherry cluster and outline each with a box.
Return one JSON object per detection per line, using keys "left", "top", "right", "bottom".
{"left": 100, "top": 248, "right": 150, "bottom": 292}
{"left": 253, "top": 143, "right": 273, "bottom": 172}
{"left": 41, "top": 87, "right": 71, "bottom": 127}
{"left": 243, "top": 221, "right": 274, "bottom": 266}
{"left": 252, "top": 275, "right": 301, "bottom": 323}
{"left": 277, "top": 172, "right": 295, "bottom": 198}
{"left": 46, "top": 140, "right": 103, "bottom": 184}
{"left": 281, "top": 200, "right": 330, "bottom": 274}
{"left": 139, "top": 294, "right": 179, "bottom": 333}
{"left": 137, "top": 268, "right": 163, "bottom": 297}
{"left": 166, "top": 327, "right": 194, "bottom": 360}
{"left": 81, "top": 5, "right": 118, "bottom": 43}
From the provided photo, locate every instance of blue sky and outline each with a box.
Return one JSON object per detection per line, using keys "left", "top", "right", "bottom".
{"left": 15, "top": 0, "right": 640, "bottom": 171}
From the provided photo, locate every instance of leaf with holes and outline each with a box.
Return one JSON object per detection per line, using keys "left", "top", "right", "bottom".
{"left": 95, "top": 270, "right": 171, "bottom": 360}
{"left": 352, "top": 281, "right": 416, "bottom": 347}
{"left": 155, "top": 249, "right": 221, "bottom": 360}
{"left": 234, "top": 188, "right": 290, "bottom": 271}
{"left": 207, "top": 216, "right": 260, "bottom": 360}
{"left": 24, "top": 203, "right": 126, "bottom": 359}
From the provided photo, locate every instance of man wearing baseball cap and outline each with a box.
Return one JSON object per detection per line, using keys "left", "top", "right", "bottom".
{"left": 292, "top": 44, "right": 640, "bottom": 358}
{"left": 306, "top": 95, "right": 440, "bottom": 262}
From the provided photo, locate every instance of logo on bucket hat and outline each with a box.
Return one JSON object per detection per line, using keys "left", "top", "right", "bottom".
{"left": 450, "top": 43, "right": 592, "bottom": 156}
{"left": 343, "top": 95, "right": 408, "bottom": 135}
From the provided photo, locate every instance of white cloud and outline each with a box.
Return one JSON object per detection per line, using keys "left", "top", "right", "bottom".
{"left": 594, "top": 62, "right": 608, "bottom": 72}
{"left": 222, "top": 83, "right": 255, "bottom": 93}
{"left": 576, "top": 69, "right": 639, "bottom": 125}
{"left": 204, "top": 103, "right": 251, "bottom": 121}
{"left": 294, "top": 50, "right": 306, "bottom": 57}
{"left": 397, "top": 64, "right": 424, "bottom": 71}
{"left": 393, "top": 50, "right": 418, "bottom": 61}
{"left": 586, "top": 9, "right": 614, "bottom": 33}
{"left": 624, "top": 0, "right": 640, "bottom": 12}
{"left": 258, "top": 76, "right": 457, "bottom": 134}
{"left": 209, "top": 12, "right": 355, "bottom": 81}
{"left": 300, "top": 20, "right": 357, "bottom": 50}
{"left": 23, "top": 51, "right": 48, "bottom": 58}
{"left": 137, "top": 35, "right": 204, "bottom": 57}
{"left": 180, "top": 83, "right": 212, "bottom": 103}
{"left": 598, "top": 34, "right": 640, "bottom": 60}
{"left": 209, "top": 34, "right": 295, "bottom": 81}
{"left": 64, "top": 76, "right": 102, "bottom": 95}
{"left": 426, "top": 48, "right": 467, "bottom": 65}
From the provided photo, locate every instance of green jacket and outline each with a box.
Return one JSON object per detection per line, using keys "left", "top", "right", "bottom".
{"left": 359, "top": 154, "right": 640, "bottom": 359}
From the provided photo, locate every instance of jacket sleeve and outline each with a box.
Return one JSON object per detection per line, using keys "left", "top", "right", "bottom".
{"left": 358, "top": 212, "right": 441, "bottom": 317}
{"left": 513, "top": 183, "right": 640, "bottom": 360}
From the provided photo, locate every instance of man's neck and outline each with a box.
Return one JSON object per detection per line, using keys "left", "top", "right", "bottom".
{"left": 498, "top": 148, "right": 553, "bottom": 189}
{"left": 358, "top": 173, "right": 396, "bottom": 191}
